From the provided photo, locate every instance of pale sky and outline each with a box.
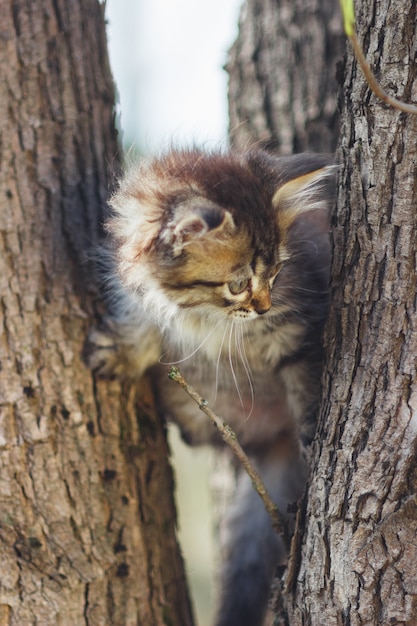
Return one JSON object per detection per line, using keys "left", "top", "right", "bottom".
{"left": 106, "top": 0, "right": 242, "bottom": 153}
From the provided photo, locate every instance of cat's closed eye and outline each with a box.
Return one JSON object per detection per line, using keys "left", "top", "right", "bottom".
{"left": 228, "top": 277, "right": 250, "bottom": 295}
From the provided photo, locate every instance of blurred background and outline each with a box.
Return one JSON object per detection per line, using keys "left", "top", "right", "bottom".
{"left": 105, "top": 1, "right": 242, "bottom": 624}
{"left": 106, "top": 0, "right": 242, "bottom": 153}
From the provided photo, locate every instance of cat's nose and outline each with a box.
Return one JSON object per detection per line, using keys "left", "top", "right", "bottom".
{"left": 252, "top": 291, "right": 271, "bottom": 315}
{"left": 256, "top": 305, "right": 271, "bottom": 315}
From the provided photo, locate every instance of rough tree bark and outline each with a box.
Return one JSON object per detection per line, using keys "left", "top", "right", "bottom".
{"left": 227, "top": 0, "right": 344, "bottom": 154}
{"left": 229, "top": 0, "right": 417, "bottom": 624}
{"left": 287, "top": 2, "right": 417, "bottom": 624}
{"left": 0, "top": 1, "right": 193, "bottom": 625}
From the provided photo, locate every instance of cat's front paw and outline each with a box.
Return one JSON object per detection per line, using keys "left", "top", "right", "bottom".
{"left": 84, "top": 325, "right": 121, "bottom": 379}
{"left": 84, "top": 320, "right": 161, "bottom": 380}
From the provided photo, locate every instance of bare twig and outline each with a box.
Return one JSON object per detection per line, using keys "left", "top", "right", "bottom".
{"left": 167, "top": 365, "right": 289, "bottom": 541}
{"left": 340, "top": 0, "right": 417, "bottom": 115}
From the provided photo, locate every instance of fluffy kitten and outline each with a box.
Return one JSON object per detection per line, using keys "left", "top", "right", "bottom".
{"left": 87, "top": 147, "right": 335, "bottom": 626}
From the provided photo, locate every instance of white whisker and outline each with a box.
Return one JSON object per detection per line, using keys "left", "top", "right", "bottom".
{"left": 287, "top": 284, "right": 328, "bottom": 295}
{"left": 236, "top": 324, "right": 255, "bottom": 419}
{"left": 214, "top": 320, "right": 231, "bottom": 403}
{"left": 271, "top": 293, "right": 303, "bottom": 317}
{"left": 159, "top": 317, "right": 224, "bottom": 365}
{"left": 228, "top": 321, "right": 245, "bottom": 414}
{"left": 284, "top": 246, "right": 318, "bottom": 263}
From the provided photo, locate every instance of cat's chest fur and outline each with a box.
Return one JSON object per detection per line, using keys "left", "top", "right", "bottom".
{"left": 158, "top": 310, "right": 315, "bottom": 448}
{"left": 162, "top": 310, "right": 304, "bottom": 370}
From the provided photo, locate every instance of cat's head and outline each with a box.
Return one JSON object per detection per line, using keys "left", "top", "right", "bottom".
{"left": 108, "top": 148, "right": 335, "bottom": 326}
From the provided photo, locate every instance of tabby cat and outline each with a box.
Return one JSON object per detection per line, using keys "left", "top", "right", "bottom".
{"left": 87, "top": 147, "right": 335, "bottom": 626}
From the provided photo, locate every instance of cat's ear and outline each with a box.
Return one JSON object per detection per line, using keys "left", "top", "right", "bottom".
{"left": 272, "top": 166, "right": 336, "bottom": 232}
{"left": 164, "top": 204, "right": 235, "bottom": 256}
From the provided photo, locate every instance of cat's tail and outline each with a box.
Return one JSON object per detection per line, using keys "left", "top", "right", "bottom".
{"left": 214, "top": 443, "right": 307, "bottom": 626}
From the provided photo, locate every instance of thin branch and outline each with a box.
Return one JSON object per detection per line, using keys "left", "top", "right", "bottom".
{"left": 340, "top": 0, "right": 417, "bottom": 115}
{"left": 167, "top": 366, "right": 289, "bottom": 542}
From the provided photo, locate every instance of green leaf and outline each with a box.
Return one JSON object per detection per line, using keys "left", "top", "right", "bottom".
{"left": 340, "top": 0, "right": 356, "bottom": 37}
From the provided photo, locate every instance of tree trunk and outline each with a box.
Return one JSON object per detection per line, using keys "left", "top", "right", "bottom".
{"left": 227, "top": 0, "right": 344, "bottom": 154}
{"left": 228, "top": 0, "right": 417, "bottom": 624}
{"left": 287, "top": 2, "right": 417, "bottom": 623}
{"left": 0, "top": 1, "right": 193, "bottom": 625}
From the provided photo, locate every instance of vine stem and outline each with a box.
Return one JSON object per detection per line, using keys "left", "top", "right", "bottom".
{"left": 167, "top": 366, "right": 289, "bottom": 541}
{"left": 340, "top": 0, "right": 417, "bottom": 115}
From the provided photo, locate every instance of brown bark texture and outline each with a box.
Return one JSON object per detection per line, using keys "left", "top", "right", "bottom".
{"left": 0, "top": 1, "right": 193, "bottom": 625}
{"left": 287, "top": 2, "right": 417, "bottom": 624}
{"left": 228, "top": 0, "right": 417, "bottom": 625}
{"left": 227, "top": 0, "right": 345, "bottom": 154}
